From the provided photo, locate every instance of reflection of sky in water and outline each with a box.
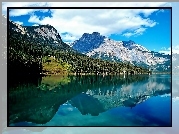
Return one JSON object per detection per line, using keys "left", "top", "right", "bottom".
{"left": 8, "top": 74, "right": 171, "bottom": 127}
{"left": 4, "top": 97, "right": 179, "bottom": 134}
{"left": 9, "top": 97, "right": 171, "bottom": 127}
{"left": 3, "top": 97, "right": 179, "bottom": 134}
{"left": 42, "top": 96, "right": 171, "bottom": 126}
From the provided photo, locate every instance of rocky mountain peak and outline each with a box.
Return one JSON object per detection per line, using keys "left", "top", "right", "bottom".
{"left": 72, "top": 32, "right": 106, "bottom": 54}
{"left": 72, "top": 31, "right": 171, "bottom": 72}
{"left": 122, "top": 40, "right": 135, "bottom": 47}
{"left": 9, "top": 20, "right": 72, "bottom": 51}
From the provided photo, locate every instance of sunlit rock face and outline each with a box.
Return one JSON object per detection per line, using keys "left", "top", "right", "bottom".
{"left": 9, "top": 19, "right": 73, "bottom": 51}
{"left": 72, "top": 32, "right": 171, "bottom": 72}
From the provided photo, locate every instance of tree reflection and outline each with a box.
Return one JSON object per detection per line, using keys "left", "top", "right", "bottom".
{"left": 8, "top": 74, "right": 171, "bottom": 125}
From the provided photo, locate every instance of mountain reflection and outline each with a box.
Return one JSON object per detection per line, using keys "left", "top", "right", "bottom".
{"left": 8, "top": 74, "right": 171, "bottom": 125}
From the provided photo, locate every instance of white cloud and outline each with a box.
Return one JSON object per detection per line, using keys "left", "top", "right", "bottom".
{"left": 14, "top": 21, "right": 23, "bottom": 25}
{"left": 159, "top": 51, "right": 171, "bottom": 55}
{"left": 156, "top": 9, "right": 165, "bottom": 16}
{"left": 123, "top": 27, "right": 147, "bottom": 38}
{"left": 2, "top": 2, "right": 170, "bottom": 42}
{"left": 61, "top": 34, "right": 78, "bottom": 42}
{"left": 123, "top": 32, "right": 133, "bottom": 38}
{"left": 27, "top": 9, "right": 160, "bottom": 42}
{"left": 158, "top": 46, "right": 179, "bottom": 55}
{"left": 135, "top": 27, "right": 147, "bottom": 34}
{"left": 159, "top": 47, "right": 171, "bottom": 54}
{"left": 32, "top": 24, "right": 39, "bottom": 26}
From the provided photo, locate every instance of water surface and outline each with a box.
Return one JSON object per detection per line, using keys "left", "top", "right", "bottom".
{"left": 8, "top": 74, "right": 171, "bottom": 126}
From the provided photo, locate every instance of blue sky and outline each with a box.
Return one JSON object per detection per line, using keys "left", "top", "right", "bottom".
{"left": 109, "top": 9, "right": 171, "bottom": 52}
{"left": 3, "top": 2, "right": 173, "bottom": 54}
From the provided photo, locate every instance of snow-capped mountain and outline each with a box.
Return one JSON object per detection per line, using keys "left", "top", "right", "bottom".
{"left": 72, "top": 32, "right": 171, "bottom": 72}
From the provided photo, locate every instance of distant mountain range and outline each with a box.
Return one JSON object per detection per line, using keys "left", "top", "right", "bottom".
{"left": 72, "top": 32, "right": 171, "bottom": 73}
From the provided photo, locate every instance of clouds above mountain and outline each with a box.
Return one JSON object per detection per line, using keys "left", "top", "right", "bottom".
{"left": 26, "top": 8, "right": 160, "bottom": 42}
{"left": 159, "top": 45, "right": 179, "bottom": 54}
{"left": 159, "top": 48, "right": 171, "bottom": 55}
{"left": 2, "top": 2, "right": 170, "bottom": 43}
{"left": 123, "top": 27, "right": 147, "bottom": 38}
{"left": 14, "top": 21, "right": 23, "bottom": 25}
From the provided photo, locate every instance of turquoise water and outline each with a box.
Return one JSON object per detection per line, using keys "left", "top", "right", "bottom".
{"left": 8, "top": 74, "right": 171, "bottom": 126}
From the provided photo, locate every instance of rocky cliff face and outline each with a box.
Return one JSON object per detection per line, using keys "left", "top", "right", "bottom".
{"left": 72, "top": 32, "right": 171, "bottom": 72}
{"left": 72, "top": 32, "right": 106, "bottom": 54}
{"left": 9, "top": 19, "right": 72, "bottom": 51}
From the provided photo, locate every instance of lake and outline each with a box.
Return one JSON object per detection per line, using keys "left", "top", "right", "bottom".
{"left": 8, "top": 74, "right": 171, "bottom": 126}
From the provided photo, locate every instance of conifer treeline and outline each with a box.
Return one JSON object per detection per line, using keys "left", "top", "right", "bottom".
{"left": 8, "top": 24, "right": 151, "bottom": 78}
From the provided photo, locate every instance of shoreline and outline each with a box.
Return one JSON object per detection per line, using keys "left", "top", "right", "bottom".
{"left": 40, "top": 72, "right": 171, "bottom": 77}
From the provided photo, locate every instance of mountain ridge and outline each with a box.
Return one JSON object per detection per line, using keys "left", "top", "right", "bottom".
{"left": 9, "top": 19, "right": 73, "bottom": 52}
{"left": 72, "top": 32, "right": 171, "bottom": 73}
